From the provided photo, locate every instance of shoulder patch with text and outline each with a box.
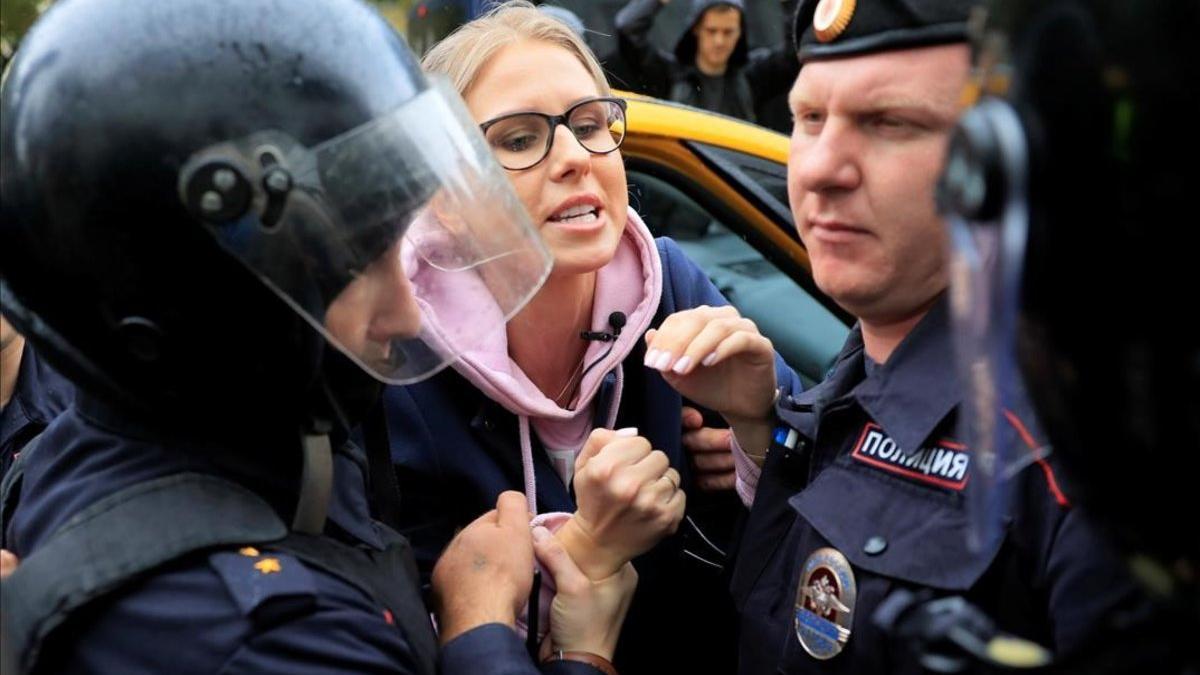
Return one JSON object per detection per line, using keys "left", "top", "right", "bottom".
{"left": 850, "top": 423, "right": 970, "bottom": 490}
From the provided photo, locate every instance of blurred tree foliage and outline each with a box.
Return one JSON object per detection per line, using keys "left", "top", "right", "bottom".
{"left": 368, "top": 0, "right": 413, "bottom": 33}
{"left": 1, "top": 0, "right": 51, "bottom": 70}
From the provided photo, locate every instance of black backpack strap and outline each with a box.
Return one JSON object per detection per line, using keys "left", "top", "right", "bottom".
{"left": 0, "top": 472, "right": 287, "bottom": 673}
{"left": 270, "top": 527, "right": 438, "bottom": 674}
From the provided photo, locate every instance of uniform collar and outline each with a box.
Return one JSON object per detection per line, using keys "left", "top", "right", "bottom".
{"left": 783, "top": 295, "right": 962, "bottom": 453}
{"left": 789, "top": 324, "right": 866, "bottom": 410}
{"left": 776, "top": 326, "right": 865, "bottom": 436}
{"left": 851, "top": 295, "right": 963, "bottom": 454}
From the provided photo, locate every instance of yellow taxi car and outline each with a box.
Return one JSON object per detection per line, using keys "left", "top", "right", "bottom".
{"left": 619, "top": 92, "right": 850, "bottom": 387}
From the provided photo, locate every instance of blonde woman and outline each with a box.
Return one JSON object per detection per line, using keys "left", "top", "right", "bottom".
{"left": 387, "top": 3, "right": 802, "bottom": 672}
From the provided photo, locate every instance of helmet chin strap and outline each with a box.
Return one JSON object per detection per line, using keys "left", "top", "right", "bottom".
{"left": 290, "top": 359, "right": 392, "bottom": 535}
{"left": 292, "top": 371, "right": 345, "bottom": 535}
{"left": 292, "top": 421, "right": 334, "bottom": 534}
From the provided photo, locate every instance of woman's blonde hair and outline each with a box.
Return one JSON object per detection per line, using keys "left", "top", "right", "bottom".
{"left": 421, "top": 1, "right": 611, "bottom": 98}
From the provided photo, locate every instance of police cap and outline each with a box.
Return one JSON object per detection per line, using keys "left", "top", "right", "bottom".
{"left": 793, "top": 0, "right": 979, "bottom": 63}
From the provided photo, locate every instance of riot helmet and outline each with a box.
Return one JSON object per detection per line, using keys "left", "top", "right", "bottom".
{"left": 0, "top": 0, "right": 551, "bottom": 432}
{"left": 941, "top": 0, "right": 1200, "bottom": 618}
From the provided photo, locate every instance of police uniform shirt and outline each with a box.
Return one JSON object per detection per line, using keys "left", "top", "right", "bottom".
{"left": 730, "top": 297, "right": 1158, "bottom": 674}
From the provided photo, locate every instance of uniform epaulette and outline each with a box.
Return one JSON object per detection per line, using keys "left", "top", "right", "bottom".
{"left": 209, "top": 547, "right": 317, "bottom": 623}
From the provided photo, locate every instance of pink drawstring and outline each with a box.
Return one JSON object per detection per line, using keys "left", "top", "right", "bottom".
{"left": 518, "top": 415, "right": 537, "bottom": 515}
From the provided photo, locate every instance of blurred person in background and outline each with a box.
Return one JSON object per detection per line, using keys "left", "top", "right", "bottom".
{"left": 614, "top": 0, "right": 798, "bottom": 126}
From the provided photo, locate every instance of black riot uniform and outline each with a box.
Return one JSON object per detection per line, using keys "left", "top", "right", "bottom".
{"left": 938, "top": 0, "right": 1200, "bottom": 668}
{"left": 0, "top": 0, "right": 578, "bottom": 672}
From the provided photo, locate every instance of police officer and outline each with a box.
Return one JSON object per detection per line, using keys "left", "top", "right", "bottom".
{"left": 941, "top": 0, "right": 1200, "bottom": 668}
{"left": 0, "top": 0, "right": 631, "bottom": 672}
{"left": 641, "top": 0, "right": 1174, "bottom": 672}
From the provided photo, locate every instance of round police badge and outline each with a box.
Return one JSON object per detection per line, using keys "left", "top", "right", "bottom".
{"left": 794, "top": 547, "right": 857, "bottom": 659}
{"left": 812, "top": 0, "right": 856, "bottom": 43}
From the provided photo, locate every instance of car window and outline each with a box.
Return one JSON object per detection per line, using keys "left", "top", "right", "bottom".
{"left": 629, "top": 169, "right": 849, "bottom": 388}
{"left": 689, "top": 142, "right": 795, "bottom": 237}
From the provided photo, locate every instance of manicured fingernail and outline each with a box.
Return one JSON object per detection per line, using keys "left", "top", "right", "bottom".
{"left": 615, "top": 427, "right": 639, "bottom": 437}
{"left": 672, "top": 355, "right": 693, "bottom": 374}
{"left": 654, "top": 351, "right": 673, "bottom": 371}
{"left": 702, "top": 352, "right": 718, "bottom": 367}
{"left": 644, "top": 349, "right": 660, "bottom": 367}
{"left": 532, "top": 526, "right": 551, "bottom": 542}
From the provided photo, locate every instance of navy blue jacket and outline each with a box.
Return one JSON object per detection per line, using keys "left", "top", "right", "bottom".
{"left": 5, "top": 396, "right": 599, "bottom": 674}
{"left": 386, "top": 238, "right": 804, "bottom": 674}
{"left": 731, "top": 298, "right": 1173, "bottom": 673}
{"left": 0, "top": 343, "right": 72, "bottom": 477}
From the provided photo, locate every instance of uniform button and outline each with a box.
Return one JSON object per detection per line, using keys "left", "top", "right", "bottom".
{"left": 863, "top": 536, "right": 887, "bottom": 556}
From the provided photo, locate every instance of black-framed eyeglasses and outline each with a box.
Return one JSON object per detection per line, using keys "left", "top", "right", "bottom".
{"left": 479, "top": 97, "right": 627, "bottom": 171}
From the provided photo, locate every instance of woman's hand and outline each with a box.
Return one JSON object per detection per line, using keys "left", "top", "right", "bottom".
{"left": 557, "top": 428, "right": 685, "bottom": 579}
{"left": 534, "top": 526, "right": 636, "bottom": 662}
{"left": 646, "top": 305, "right": 778, "bottom": 459}
{"left": 644, "top": 305, "right": 777, "bottom": 424}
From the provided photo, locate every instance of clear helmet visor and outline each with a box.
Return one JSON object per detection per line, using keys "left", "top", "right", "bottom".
{"left": 179, "top": 78, "right": 551, "bottom": 384}
{"left": 944, "top": 98, "right": 1047, "bottom": 552}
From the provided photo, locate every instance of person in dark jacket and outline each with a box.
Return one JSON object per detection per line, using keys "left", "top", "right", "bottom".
{"left": 0, "top": 0, "right": 634, "bottom": 672}
{"left": 395, "top": 3, "right": 804, "bottom": 673}
{"left": 644, "top": 0, "right": 1178, "bottom": 672}
{"left": 614, "top": 0, "right": 799, "bottom": 126}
